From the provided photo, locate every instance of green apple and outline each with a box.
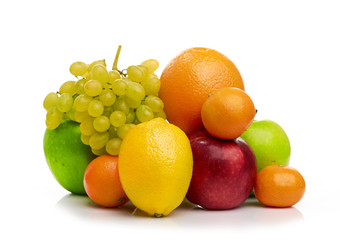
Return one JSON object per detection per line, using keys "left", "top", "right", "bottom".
{"left": 43, "top": 120, "right": 96, "bottom": 195}
{"left": 241, "top": 120, "right": 291, "bottom": 173}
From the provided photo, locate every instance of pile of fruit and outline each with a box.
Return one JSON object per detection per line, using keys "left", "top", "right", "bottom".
{"left": 43, "top": 46, "right": 306, "bottom": 217}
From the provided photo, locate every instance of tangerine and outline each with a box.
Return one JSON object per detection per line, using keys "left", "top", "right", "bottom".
{"left": 254, "top": 165, "right": 306, "bottom": 208}
{"left": 201, "top": 87, "right": 256, "bottom": 140}
{"left": 159, "top": 47, "right": 244, "bottom": 134}
{"left": 83, "top": 154, "right": 128, "bottom": 207}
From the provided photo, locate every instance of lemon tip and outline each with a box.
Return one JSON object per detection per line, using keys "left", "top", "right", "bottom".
{"left": 153, "top": 213, "right": 164, "bottom": 218}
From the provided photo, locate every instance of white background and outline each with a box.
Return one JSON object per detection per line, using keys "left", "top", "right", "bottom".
{"left": 1, "top": 0, "right": 339, "bottom": 239}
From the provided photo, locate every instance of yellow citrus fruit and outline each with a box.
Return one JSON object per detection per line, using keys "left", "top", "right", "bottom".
{"left": 118, "top": 118, "right": 193, "bottom": 217}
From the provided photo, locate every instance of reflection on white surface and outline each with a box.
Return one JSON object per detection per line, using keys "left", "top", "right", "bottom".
{"left": 55, "top": 194, "right": 304, "bottom": 229}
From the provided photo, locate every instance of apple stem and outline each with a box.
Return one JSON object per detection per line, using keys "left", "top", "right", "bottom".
{"left": 112, "top": 45, "right": 122, "bottom": 71}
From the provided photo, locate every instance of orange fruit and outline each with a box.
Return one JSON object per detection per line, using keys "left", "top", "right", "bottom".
{"left": 254, "top": 165, "right": 306, "bottom": 208}
{"left": 159, "top": 47, "right": 244, "bottom": 134}
{"left": 83, "top": 154, "right": 128, "bottom": 207}
{"left": 201, "top": 87, "right": 256, "bottom": 140}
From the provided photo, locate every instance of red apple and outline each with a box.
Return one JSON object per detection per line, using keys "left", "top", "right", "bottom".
{"left": 186, "top": 129, "right": 257, "bottom": 210}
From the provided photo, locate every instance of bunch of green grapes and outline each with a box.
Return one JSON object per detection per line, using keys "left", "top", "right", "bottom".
{"left": 43, "top": 54, "right": 166, "bottom": 156}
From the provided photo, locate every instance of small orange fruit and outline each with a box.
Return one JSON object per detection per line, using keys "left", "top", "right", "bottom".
{"left": 254, "top": 165, "right": 306, "bottom": 208}
{"left": 159, "top": 47, "right": 244, "bottom": 134}
{"left": 83, "top": 154, "right": 128, "bottom": 207}
{"left": 201, "top": 87, "right": 255, "bottom": 140}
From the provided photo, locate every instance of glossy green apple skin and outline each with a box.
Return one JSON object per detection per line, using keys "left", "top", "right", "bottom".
{"left": 43, "top": 120, "right": 96, "bottom": 195}
{"left": 241, "top": 120, "right": 290, "bottom": 173}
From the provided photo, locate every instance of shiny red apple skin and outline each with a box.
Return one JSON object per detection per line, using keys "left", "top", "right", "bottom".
{"left": 186, "top": 129, "right": 257, "bottom": 210}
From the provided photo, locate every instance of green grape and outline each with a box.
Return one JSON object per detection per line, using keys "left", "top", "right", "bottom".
{"left": 153, "top": 110, "right": 167, "bottom": 120}
{"left": 74, "top": 110, "right": 90, "bottom": 123}
{"left": 75, "top": 78, "right": 86, "bottom": 94}
{"left": 89, "top": 132, "right": 110, "bottom": 150}
{"left": 141, "top": 59, "right": 159, "bottom": 73}
{"left": 45, "top": 119, "right": 60, "bottom": 130}
{"left": 56, "top": 93, "right": 73, "bottom": 112}
{"left": 127, "top": 65, "right": 146, "bottom": 82}
{"left": 137, "top": 64, "right": 149, "bottom": 75}
{"left": 105, "top": 138, "right": 122, "bottom": 156}
{"left": 46, "top": 106, "right": 63, "bottom": 121}
{"left": 73, "top": 94, "right": 92, "bottom": 112}
{"left": 81, "top": 71, "right": 88, "bottom": 78}
{"left": 80, "top": 117, "right": 96, "bottom": 136}
{"left": 126, "top": 109, "right": 136, "bottom": 123}
{"left": 65, "top": 107, "right": 76, "bottom": 121}
{"left": 136, "top": 105, "right": 154, "bottom": 122}
{"left": 69, "top": 61, "right": 88, "bottom": 76}
{"left": 93, "top": 115, "right": 110, "bottom": 132}
{"left": 108, "top": 126, "right": 118, "bottom": 138}
{"left": 99, "top": 89, "right": 116, "bottom": 106}
{"left": 144, "top": 95, "right": 164, "bottom": 112}
{"left": 59, "top": 81, "right": 76, "bottom": 96}
{"left": 102, "top": 106, "right": 113, "bottom": 118}
{"left": 84, "top": 80, "right": 102, "bottom": 96}
{"left": 92, "top": 147, "right": 107, "bottom": 156}
{"left": 88, "top": 59, "right": 106, "bottom": 72}
{"left": 117, "top": 124, "right": 135, "bottom": 139}
{"left": 85, "top": 71, "right": 93, "bottom": 80}
{"left": 43, "top": 92, "right": 58, "bottom": 110}
{"left": 147, "top": 72, "right": 158, "bottom": 78}
{"left": 126, "top": 81, "right": 145, "bottom": 101}
{"left": 133, "top": 117, "right": 141, "bottom": 125}
{"left": 81, "top": 134, "right": 90, "bottom": 145}
{"left": 141, "top": 74, "right": 161, "bottom": 96}
{"left": 46, "top": 106, "right": 63, "bottom": 130}
{"left": 91, "top": 64, "right": 109, "bottom": 83}
{"left": 111, "top": 79, "right": 128, "bottom": 96}
{"left": 124, "top": 96, "right": 141, "bottom": 108}
{"left": 112, "top": 98, "right": 129, "bottom": 115}
{"left": 88, "top": 99, "right": 104, "bottom": 117}
{"left": 108, "top": 70, "right": 121, "bottom": 84}
{"left": 110, "top": 111, "right": 126, "bottom": 127}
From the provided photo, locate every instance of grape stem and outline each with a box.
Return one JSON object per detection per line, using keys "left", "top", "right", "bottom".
{"left": 112, "top": 45, "right": 122, "bottom": 71}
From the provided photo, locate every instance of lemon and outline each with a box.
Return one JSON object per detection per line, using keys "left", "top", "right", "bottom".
{"left": 118, "top": 118, "right": 193, "bottom": 217}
